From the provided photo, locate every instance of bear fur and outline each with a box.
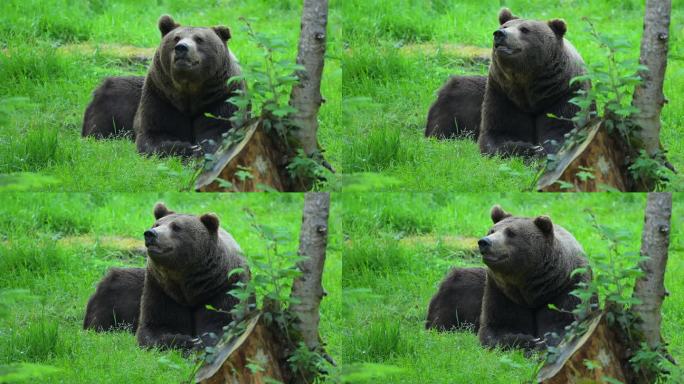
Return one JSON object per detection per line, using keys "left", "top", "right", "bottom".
{"left": 477, "top": 205, "right": 589, "bottom": 351}
{"left": 133, "top": 15, "right": 245, "bottom": 157}
{"left": 478, "top": 9, "right": 588, "bottom": 158}
{"left": 425, "top": 75, "right": 486, "bottom": 140}
{"left": 82, "top": 76, "right": 144, "bottom": 139}
{"left": 425, "top": 267, "right": 485, "bottom": 332}
{"left": 134, "top": 203, "right": 250, "bottom": 351}
{"left": 83, "top": 267, "right": 145, "bottom": 332}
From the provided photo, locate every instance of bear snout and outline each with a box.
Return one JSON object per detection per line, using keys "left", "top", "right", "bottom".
{"left": 174, "top": 42, "right": 189, "bottom": 54}
{"left": 144, "top": 229, "right": 158, "bottom": 246}
{"left": 493, "top": 29, "right": 506, "bottom": 46}
{"left": 478, "top": 237, "right": 492, "bottom": 251}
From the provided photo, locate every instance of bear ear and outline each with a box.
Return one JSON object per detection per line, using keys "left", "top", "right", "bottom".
{"left": 534, "top": 216, "right": 554, "bottom": 235}
{"left": 212, "top": 26, "right": 231, "bottom": 43}
{"left": 200, "top": 213, "right": 220, "bottom": 233}
{"left": 158, "top": 15, "right": 180, "bottom": 37}
{"left": 499, "top": 8, "right": 519, "bottom": 25}
{"left": 491, "top": 205, "right": 512, "bottom": 223}
{"left": 154, "top": 203, "right": 174, "bottom": 220}
{"left": 548, "top": 19, "right": 567, "bottom": 38}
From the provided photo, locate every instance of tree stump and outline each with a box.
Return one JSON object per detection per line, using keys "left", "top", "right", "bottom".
{"left": 194, "top": 120, "right": 291, "bottom": 192}
{"left": 537, "top": 312, "right": 630, "bottom": 384}
{"left": 536, "top": 119, "right": 631, "bottom": 192}
{"left": 195, "top": 313, "right": 290, "bottom": 384}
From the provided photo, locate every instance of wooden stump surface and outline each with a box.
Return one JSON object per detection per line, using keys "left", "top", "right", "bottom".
{"left": 537, "top": 120, "right": 630, "bottom": 192}
{"left": 195, "top": 313, "right": 288, "bottom": 384}
{"left": 537, "top": 313, "right": 629, "bottom": 384}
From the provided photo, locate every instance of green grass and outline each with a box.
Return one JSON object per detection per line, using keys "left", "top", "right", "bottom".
{"left": 337, "top": 0, "right": 684, "bottom": 191}
{"left": 0, "top": 193, "right": 342, "bottom": 384}
{"left": 340, "top": 193, "right": 684, "bottom": 383}
{"left": 0, "top": 0, "right": 341, "bottom": 191}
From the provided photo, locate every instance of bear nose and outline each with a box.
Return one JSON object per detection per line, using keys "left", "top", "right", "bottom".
{"left": 174, "top": 43, "right": 189, "bottom": 53}
{"left": 493, "top": 29, "right": 506, "bottom": 44}
{"left": 478, "top": 237, "right": 492, "bottom": 250}
{"left": 144, "top": 229, "right": 157, "bottom": 245}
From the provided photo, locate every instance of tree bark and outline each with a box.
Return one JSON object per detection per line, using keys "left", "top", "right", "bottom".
{"left": 632, "top": 0, "right": 671, "bottom": 157}
{"left": 289, "top": 0, "right": 328, "bottom": 158}
{"left": 632, "top": 192, "right": 672, "bottom": 349}
{"left": 289, "top": 192, "right": 330, "bottom": 351}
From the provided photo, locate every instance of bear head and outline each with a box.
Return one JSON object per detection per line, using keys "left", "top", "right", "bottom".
{"left": 491, "top": 8, "right": 567, "bottom": 72}
{"left": 143, "top": 202, "right": 221, "bottom": 270}
{"left": 478, "top": 205, "right": 555, "bottom": 277}
{"left": 156, "top": 15, "right": 232, "bottom": 87}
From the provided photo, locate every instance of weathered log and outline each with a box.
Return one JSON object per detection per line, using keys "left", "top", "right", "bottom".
{"left": 195, "top": 313, "right": 289, "bottom": 384}
{"left": 537, "top": 119, "right": 631, "bottom": 192}
{"left": 194, "top": 120, "right": 291, "bottom": 192}
{"left": 537, "top": 313, "right": 630, "bottom": 384}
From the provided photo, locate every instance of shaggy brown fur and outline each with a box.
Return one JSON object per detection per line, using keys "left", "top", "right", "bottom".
{"left": 82, "top": 76, "right": 144, "bottom": 139}
{"left": 134, "top": 15, "right": 245, "bottom": 157}
{"left": 477, "top": 205, "right": 590, "bottom": 351}
{"left": 425, "top": 75, "right": 486, "bottom": 140}
{"left": 135, "top": 203, "right": 250, "bottom": 352}
{"left": 83, "top": 267, "right": 145, "bottom": 332}
{"left": 426, "top": 267, "right": 486, "bottom": 332}
{"left": 478, "top": 9, "right": 588, "bottom": 158}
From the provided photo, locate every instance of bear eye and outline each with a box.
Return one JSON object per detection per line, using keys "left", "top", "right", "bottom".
{"left": 194, "top": 36, "right": 204, "bottom": 44}
{"left": 152, "top": 223, "right": 159, "bottom": 228}
{"left": 520, "top": 27, "right": 530, "bottom": 34}
{"left": 173, "top": 36, "right": 180, "bottom": 43}
{"left": 505, "top": 228, "right": 516, "bottom": 237}
{"left": 171, "top": 223, "right": 181, "bottom": 231}
{"left": 487, "top": 229, "right": 494, "bottom": 235}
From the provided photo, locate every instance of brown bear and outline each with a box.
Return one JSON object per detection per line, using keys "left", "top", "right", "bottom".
{"left": 478, "top": 9, "right": 588, "bottom": 158}
{"left": 82, "top": 15, "right": 245, "bottom": 158}
{"left": 82, "top": 76, "right": 144, "bottom": 139}
{"left": 134, "top": 15, "right": 245, "bottom": 157}
{"left": 477, "top": 205, "right": 589, "bottom": 351}
{"left": 135, "top": 203, "right": 250, "bottom": 351}
{"left": 425, "top": 75, "right": 486, "bottom": 140}
{"left": 425, "top": 267, "right": 485, "bottom": 332}
{"left": 83, "top": 267, "right": 145, "bottom": 332}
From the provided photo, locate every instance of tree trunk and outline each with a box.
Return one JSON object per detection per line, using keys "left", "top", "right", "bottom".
{"left": 632, "top": 192, "right": 672, "bottom": 349}
{"left": 289, "top": 0, "right": 328, "bottom": 159}
{"left": 632, "top": 0, "right": 671, "bottom": 157}
{"left": 289, "top": 192, "right": 330, "bottom": 351}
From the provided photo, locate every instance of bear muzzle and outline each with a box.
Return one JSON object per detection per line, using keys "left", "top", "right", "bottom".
{"left": 172, "top": 40, "right": 200, "bottom": 69}
{"left": 492, "top": 29, "right": 520, "bottom": 55}
{"left": 478, "top": 236, "right": 508, "bottom": 265}
{"left": 144, "top": 229, "right": 158, "bottom": 247}
{"left": 493, "top": 29, "right": 506, "bottom": 46}
{"left": 478, "top": 236, "right": 492, "bottom": 251}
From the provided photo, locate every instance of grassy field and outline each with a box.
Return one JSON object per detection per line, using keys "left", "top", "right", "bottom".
{"left": 0, "top": 193, "right": 342, "bottom": 383}
{"left": 0, "top": 0, "right": 341, "bottom": 191}
{"left": 340, "top": 193, "right": 684, "bottom": 383}
{"left": 339, "top": 0, "right": 684, "bottom": 191}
